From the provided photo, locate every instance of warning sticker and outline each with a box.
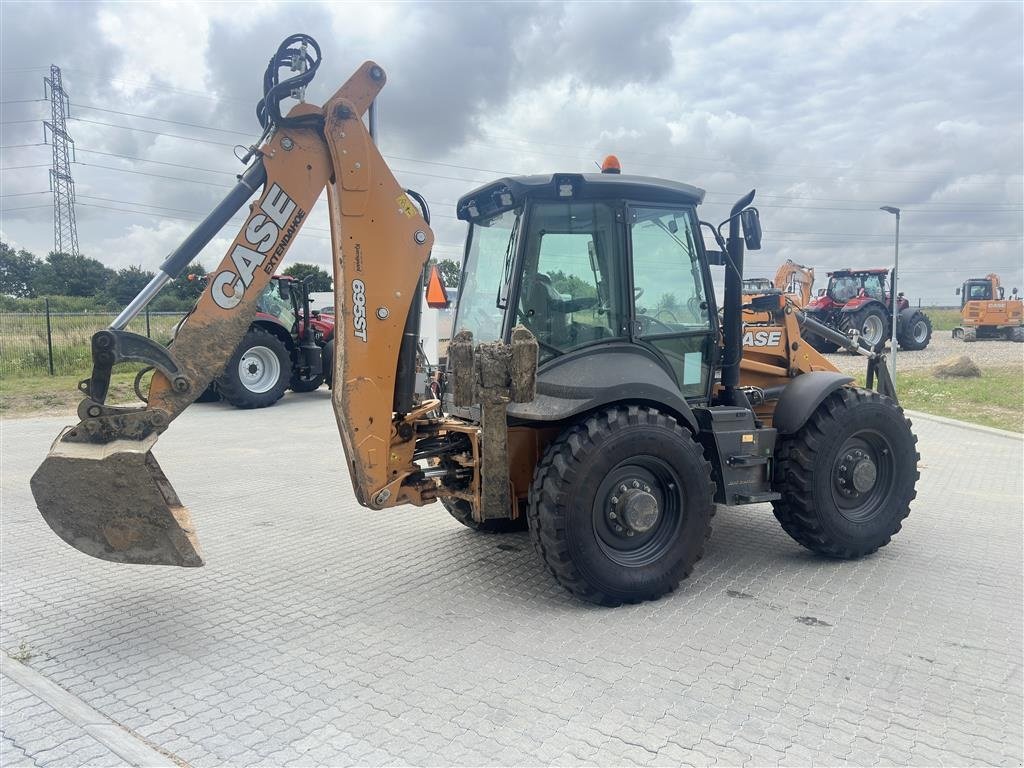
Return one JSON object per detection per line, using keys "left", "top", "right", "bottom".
{"left": 396, "top": 194, "right": 416, "bottom": 218}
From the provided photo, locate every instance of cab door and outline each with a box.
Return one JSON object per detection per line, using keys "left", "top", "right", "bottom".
{"left": 628, "top": 205, "right": 716, "bottom": 400}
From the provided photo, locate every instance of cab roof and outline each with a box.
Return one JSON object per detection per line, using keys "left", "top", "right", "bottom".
{"left": 456, "top": 173, "right": 705, "bottom": 222}
{"left": 827, "top": 268, "right": 891, "bottom": 277}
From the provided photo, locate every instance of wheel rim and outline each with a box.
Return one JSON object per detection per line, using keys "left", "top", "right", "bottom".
{"left": 237, "top": 345, "right": 281, "bottom": 393}
{"left": 862, "top": 314, "right": 885, "bottom": 346}
{"left": 592, "top": 457, "right": 683, "bottom": 567}
{"left": 913, "top": 320, "right": 928, "bottom": 343}
{"left": 830, "top": 430, "right": 896, "bottom": 523}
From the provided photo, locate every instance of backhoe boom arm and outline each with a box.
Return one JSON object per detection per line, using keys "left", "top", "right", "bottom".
{"left": 31, "top": 57, "right": 436, "bottom": 566}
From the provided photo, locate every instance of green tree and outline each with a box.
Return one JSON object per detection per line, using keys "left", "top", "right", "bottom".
{"left": 169, "top": 261, "right": 207, "bottom": 302}
{"left": 431, "top": 258, "right": 461, "bottom": 288}
{"left": 547, "top": 269, "right": 596, "bottom": 299}
{"left": 283, "top": 262, "right": 332, "bottom": 291}
{"left": 107, "top": 265, "right": 156, "bottom": 305}
{"left": 32, "top": 252, "right": 115, "bottom": 297}
{"left": 654, "top": 292, "right": 680, "bottom": 315}
{"left": 0, "top": 241, "right": 42, "bottom": 297}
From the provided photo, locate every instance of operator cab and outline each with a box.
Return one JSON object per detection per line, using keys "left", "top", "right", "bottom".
{"left": 453, "top": 172, "right": 719, "bottom": 405}
{"left": 959, "top": 279, "right": 997, "bottom": 307}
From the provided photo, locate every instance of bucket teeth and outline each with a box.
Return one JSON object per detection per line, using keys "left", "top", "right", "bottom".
{"left": 31, "top": 430, "right": 203, "bottom": 567}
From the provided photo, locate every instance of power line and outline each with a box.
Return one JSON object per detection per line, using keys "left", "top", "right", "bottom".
{"left": 15, "top": 67, "right": 1020, "bottom": 190}
{"left": 30, "top": 106, "right": 1022, "bottom": 208}
{"left": 75, "top": 104, "right": 253, "bottom": 137}
{"left": 75, "top": 147, "right": 237, "bottom": 175}
{"left": 69, "top": 117, "right": 239, "bottom": 148}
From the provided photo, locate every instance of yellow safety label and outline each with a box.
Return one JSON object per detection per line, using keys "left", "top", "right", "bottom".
{"left": 396, "top": 194, "right": 416, "bottom": 218}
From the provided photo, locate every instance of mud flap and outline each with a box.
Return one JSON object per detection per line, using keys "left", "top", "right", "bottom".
{"left": 30, "top": 429, "right": 203, "bottom": 567}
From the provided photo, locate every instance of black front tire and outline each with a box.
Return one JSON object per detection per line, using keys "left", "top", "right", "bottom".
{"left": 840, "top": 305, "right": 889, "bottom": 352}
{"left": 898, "top": 311, "right": 932, "bottom": 351}
{"left": 442, "top": 497, "right": 528, "bottom": 533}
{"left": 772, "top": 387, "right": 918, "bottom": 558}
{"left": 194, "top": 384, "right": 221, "bottom": 403}
{"left": 216, "top": 328, "right": 291, "bottom": 409}
{"left": 529, "top": 406, "right": 714, "bottom": 606}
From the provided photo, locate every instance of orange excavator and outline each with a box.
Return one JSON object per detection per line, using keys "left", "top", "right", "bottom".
{"left": 31, "top": 35, "right": 918, "bottom": 605}
{"left": 953, "top": 273, "right": 1023, "bottom": 342}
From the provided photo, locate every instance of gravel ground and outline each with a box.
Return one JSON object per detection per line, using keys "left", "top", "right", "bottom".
{"left": 823, "top": 331, "right": 1024, "bottom": 375}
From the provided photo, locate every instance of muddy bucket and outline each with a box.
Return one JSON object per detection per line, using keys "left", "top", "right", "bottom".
{"left": 30, "top": 429, "right": 204, "bottom": 567}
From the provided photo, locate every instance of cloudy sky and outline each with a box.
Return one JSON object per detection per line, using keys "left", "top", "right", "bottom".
{"left": 1, "top": 1, "right": 1021, "bottom": 304}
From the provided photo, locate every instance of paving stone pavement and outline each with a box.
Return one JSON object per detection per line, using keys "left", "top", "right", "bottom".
{"left": 1, "top": 392, "right": 1021, "bottom": 766}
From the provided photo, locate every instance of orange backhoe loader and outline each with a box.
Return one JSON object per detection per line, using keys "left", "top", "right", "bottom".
{"left": 31, "top": 36, "right": 919, "bottom": 606}
{"left": 953, "top": 273, "right": 1023, "bottom": 342}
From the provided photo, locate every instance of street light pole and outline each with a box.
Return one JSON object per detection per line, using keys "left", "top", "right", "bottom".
{"left": 880, "top": 206, "right": 901, "bottom": 386}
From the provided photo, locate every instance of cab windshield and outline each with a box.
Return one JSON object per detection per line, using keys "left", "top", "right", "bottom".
{"left": 453, "top": 208, "right": 520, "bottom": 343}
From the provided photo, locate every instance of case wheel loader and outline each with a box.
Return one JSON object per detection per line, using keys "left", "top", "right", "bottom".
{"left": 30, "top": 35, "right": 919, "bottom": 606}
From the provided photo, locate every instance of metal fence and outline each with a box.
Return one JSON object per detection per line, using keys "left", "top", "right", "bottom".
{"left": 0, "top": 303, "right": 184, "bottom": 378}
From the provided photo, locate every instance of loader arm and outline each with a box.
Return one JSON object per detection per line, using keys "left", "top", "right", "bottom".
{"left": 31, "top": 54, "right": 434, "bottom": 566}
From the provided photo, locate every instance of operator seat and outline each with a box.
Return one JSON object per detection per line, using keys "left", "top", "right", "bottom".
{"left": 522, "top": 273, "right": 569, "bottom": 347}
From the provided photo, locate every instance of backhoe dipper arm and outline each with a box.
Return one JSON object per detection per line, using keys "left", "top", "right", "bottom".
{"left": 30, "top": 57, "right": 423, "bottom": 567}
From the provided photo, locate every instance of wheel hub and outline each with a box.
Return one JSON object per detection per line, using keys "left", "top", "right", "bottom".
{"left": 863, "top": 315, "right": 884, "bottom": 345}
{"left": 835, "top": 448, "right": 878, "bottom": 496}
{"left": 608, "top": 481, "right": 660, "bottom": 535}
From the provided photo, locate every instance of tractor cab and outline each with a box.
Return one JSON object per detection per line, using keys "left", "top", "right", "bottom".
{"left": 822, "top": 269, "right": 888, "bottom": 304}
{"left": 453, "top": 172, "right": 723, "bottom": 408}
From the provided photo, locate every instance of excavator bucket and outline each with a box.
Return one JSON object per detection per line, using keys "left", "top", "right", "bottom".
{"left": 30, "top": 429, "right": 203, "bottom": 567}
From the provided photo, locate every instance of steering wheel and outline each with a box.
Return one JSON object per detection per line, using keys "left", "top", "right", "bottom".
{"left": 687, "top": 296, "right": 705, "bottom": 321}
{"left": 637, "top": 314, "right": 675, "bottom": 335}
{"left": 654, "top": 308, "right": 679, "bottom": 324}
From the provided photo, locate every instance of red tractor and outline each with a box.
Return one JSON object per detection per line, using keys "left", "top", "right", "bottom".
{"left": 193, "top": 275, "right": 335, "bottom": 408}
{"left": 802, "top": 268, "right": 932, "bottom": 352}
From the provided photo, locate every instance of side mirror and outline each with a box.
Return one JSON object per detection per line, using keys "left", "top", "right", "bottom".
{"left": 740, "top": 208, "right": 762, "bottom": 250}
{"left": 955, "top": 287, "right": 961, "bottom": 296}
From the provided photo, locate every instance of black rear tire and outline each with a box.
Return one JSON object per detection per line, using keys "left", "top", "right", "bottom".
{"left": 839, "top": 305, "right": 889, "bottom": 352}
{"left": 290, "top": 373, "right": 324, "bottom": 393}
{"left": 216, "top": 328, "right": 291, "bottom": 409}
{"left": 529, "top": 405, "right": 714, "bottom": 606}
{"left": 772, "top": 387, "right": 918, "bottom": 558}
{"left": 442, "top": 497, "right": 527, "bottom": 533}
{"left": 898, "top": 311, "right": 932, "bottom": 351}
{"left": 1011, "top": 326, "right": 1024, "bottom": 343}
{"left": 806, "top": 333, "right": 840, "bottom": 353}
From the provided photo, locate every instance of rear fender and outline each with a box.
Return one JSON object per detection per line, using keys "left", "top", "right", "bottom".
{"left": 772, "top": 371, "right": 854, "bottom": 435}
{"left": 252, "top": 318, "right": 295, "bottom": 351}
{"left": 838, "top": 296, "right": 881, "bottom": 313}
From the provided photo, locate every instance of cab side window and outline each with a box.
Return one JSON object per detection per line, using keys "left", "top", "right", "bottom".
{"left": 862, "top": 275, "right": 885, "bottom": 300}
{"left": 519, "top": 202, "right": 625, "bottom": 361}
